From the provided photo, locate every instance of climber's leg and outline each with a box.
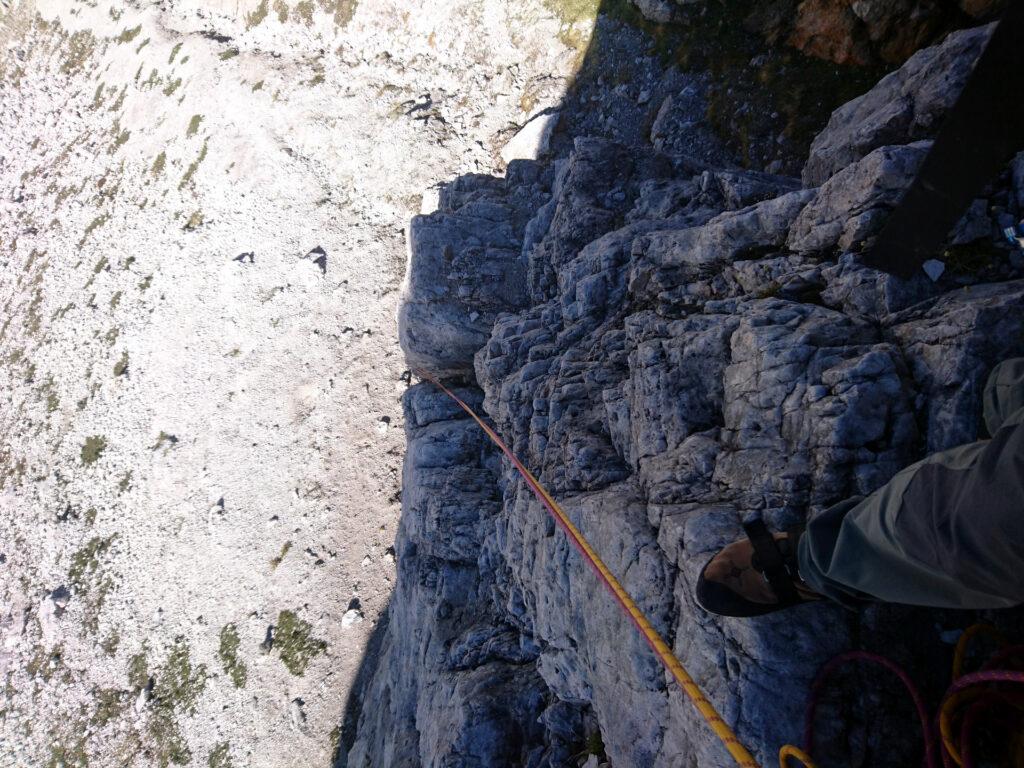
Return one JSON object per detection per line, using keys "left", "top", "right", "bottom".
{"left": 798, "top": 358, "right": 1024, "bottom": 609}
{"left": 697, "top": 359, "right": 1024, "bottom": 616}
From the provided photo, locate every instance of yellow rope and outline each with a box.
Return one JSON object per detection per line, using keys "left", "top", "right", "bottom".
{"left": 778, "top": 745, "right": 818, "bottom": 768}
{"left": 952, "top": 624, "right": 1006, "bottom": 680}
{"left": 420, "top": 372, "right": 762, "bottom": 768}
{"left": 942, "top": 624, "right": 1011, "bottom": 765}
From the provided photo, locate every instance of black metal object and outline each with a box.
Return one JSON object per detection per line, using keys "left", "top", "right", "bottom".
{"left": 861, "top": 3, "right": 1024, "bottom": 279}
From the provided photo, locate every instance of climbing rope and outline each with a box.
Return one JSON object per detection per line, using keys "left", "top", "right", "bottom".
{"left": 939, "top": 628, "right": 1024, "bottom": 768}
{"left": 418, "top": 371, "right": 761, "bottom": 768}
{"left": 787, "top": 626, "right": 1024, "bottom": 768}
{"left": 419, "top": 373, "right": 1024, "bottom": 768}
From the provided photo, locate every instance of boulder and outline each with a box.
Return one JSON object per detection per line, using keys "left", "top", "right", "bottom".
{"left": 802, "top": 24, "right": 992, "bottom": 186}
{"left": 399, "top": 162, "right": 551, "bottom": 377}
{"left": 789, "top": 141, "right": 931, "bottom": 254}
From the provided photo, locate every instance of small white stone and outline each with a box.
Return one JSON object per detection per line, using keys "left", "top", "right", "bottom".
{"left": 341, "top": 608, "right": 364, "bottom": 628}
{"left": 500, "top": 111, "right": 559, "bottom": 164}
{"left": 38, "top": 587, "right": 70, "bottom": 647}
{"left": 420, "top": 187, "right": 440, "bottom": 215}
{"left": 938, "top": 626, "right": 963, "bottom": 644}
{"left": 289, "top": 698, "right": 306, "bottom": 730}
{"left": 922, "top": 259, "right": 945, "bottom": 282}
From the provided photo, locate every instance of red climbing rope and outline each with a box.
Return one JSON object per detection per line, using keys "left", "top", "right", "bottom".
{"left": 802, "top": 651, "right": 937, "bottom": 768}
{"left": 795, "top": 627, "right": 1024, "bottom": 768}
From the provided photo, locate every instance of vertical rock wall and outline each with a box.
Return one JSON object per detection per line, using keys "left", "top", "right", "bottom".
{"left": 349, "top": 21, "right": 1024, "bottom": 768}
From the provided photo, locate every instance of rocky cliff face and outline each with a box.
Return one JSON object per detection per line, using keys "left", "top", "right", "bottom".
{"left": 346, "top": 21, "right": 1024, "bottom": 768}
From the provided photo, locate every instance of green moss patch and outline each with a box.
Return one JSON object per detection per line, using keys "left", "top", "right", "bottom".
{"left": 80, "top": 214, "right": 110, "bottom": 246}
{"left": 128, "top": 648, "right": 149, "bottom": 690}
{"left": 151, "top": 152, "right": 166, "bottom": 177}
{"left": 178, "top": 141, "right": 207, "bottom": 190}
{"left": 245, "top": 0, "right": 270, "bottom": 29}
{"left": 270, "top": 540, "right": 292, "bottom": 569}
{"left": 217, "top": 624, "right": 247, "bottom": 688}
{"left": 184, "top": 210, "right": 203, "bottom": 230}
{"left": 294, "top": 0, "right": 314, "bottom": 24}
{"left": 113, "top": 350, "right": 129, "bottom": 377}
{"left": 186, "top": 114, "right": 203, "bottom": 137}
{"left": 91, "top": 688, "right": 128, "bottom": 727}
{"left": 69, "top": 535, "right": 116, "bottom": 634}
{"left": 208, "top": 743, "right": 233, "bottom": 768}
{"left": 116, "top": 25, "right": 142, "bottom": 44}
{"left": 543, "top": 0, "right": 600, "bottom": 25}
{"left": 69, "top": 536, "right": 114, "bottom": 591}
{"left": 80, "top": 435, "right": 107, "bottom": 465}
{"left": 27, "top": 644, "right": 64, "bottom": 683}
{"left": 275, "top": 610, "right": 326, "bottom": 675}
{"left": 142, "top": 637, "right": 208, "bottom": 767}
{"left": 320, "top": 0, "right": 358, "bottom": 26}
{"left": 46, "top": 740, "right": 88, "bottom": 768}
{"left": 61, "top": 30, "right": 98, "bottom": 75}
{"left": 155, "top": 638, "right": 207, "bottom": 715}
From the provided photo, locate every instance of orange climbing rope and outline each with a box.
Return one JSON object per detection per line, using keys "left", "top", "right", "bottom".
{"left": 418, "top": 371, "right": 761, "bottom": 768}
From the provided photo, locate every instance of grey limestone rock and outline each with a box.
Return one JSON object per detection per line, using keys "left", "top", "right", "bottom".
{"left": 399, "top": 161, "right": 552, "bottom": 377}
{"left": 789, "top": 141, "right": 931, "bottom": 255}
{"left": 802, "top": 24, "right": 992, "bottom": 186}
{"left": 346, "top": 383, "right": 576, "bottom": 768}
{"left": 819, "top": 252, "right": 941, "bottom": 319}
{"left": 888, "top": 280, "right": 1024, "bottom": 451}
{"left": 639, "top": 188, "right": 815, "bottom": 274}
{"left": 353, "top": 23, "right": 1024, "bottom": 768}
{"left": 649, "top": 87, "right": 734, "bottom": 166}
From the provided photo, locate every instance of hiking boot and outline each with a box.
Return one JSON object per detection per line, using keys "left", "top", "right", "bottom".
{"left": 695, "top": 520, "right": 821, "bottom": 617}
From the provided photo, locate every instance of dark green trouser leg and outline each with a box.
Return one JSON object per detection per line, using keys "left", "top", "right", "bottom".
{"left": 797, "top": 359, "right": 1024, "bottom": 609}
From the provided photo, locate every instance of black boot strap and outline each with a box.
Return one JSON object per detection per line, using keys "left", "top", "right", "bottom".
{"left": 742, "top": 518, "right": 801, "bottom": 606}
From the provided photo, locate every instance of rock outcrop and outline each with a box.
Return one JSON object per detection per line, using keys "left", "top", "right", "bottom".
{"left": 802, "top": 23, "right": 993, "bottom": 185}
{"left": 348, "top": 21, "right": 1024, "bottom": 768}
{"left": 627, "top": 0, "right": 1005, "bottom": 66}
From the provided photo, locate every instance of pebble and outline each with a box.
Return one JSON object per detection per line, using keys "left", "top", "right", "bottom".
{"left": 341, "top": 608, "right": 364, "bottom": 628}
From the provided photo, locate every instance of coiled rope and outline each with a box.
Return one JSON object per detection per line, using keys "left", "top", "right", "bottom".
{"left": 420, "top": 372, "right": 1024, "bottom": 768}
{"left": 783, "top": 627, "right": 1024, "bottom": 768}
